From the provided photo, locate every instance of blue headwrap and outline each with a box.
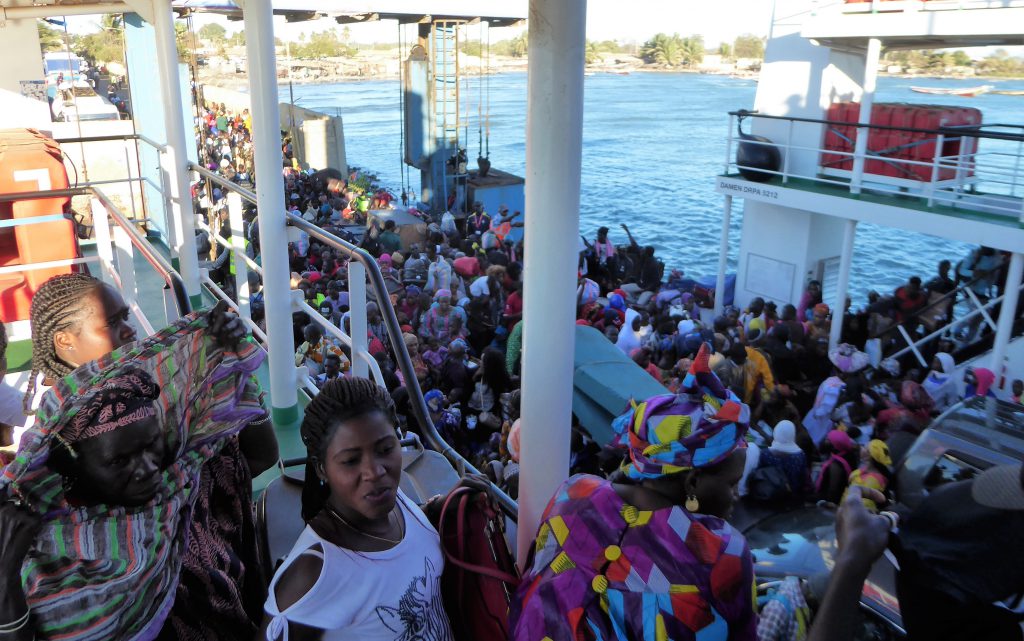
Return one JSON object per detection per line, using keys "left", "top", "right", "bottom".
{"left": 424, "top": 389, "right": 445, "bottom": 413}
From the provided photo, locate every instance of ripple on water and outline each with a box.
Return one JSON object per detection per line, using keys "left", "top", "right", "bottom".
{"left": 290, "top": 73, "right": 1015, "bottom": 304}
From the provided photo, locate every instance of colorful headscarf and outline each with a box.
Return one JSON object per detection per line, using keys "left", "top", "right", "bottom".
{"left": 867, "top": 439, "right": 892, "bottom": 467}
{"left": 424, "top": 389, "right": 445, "bottom": 413}
{"left": 63, "top": 369, "right": 159, "bottom": 444}
{"left": 612, "top": 344, "right": 749, "bottom": 479}
{"left": 434, "top": 288, "right": 452, "bottom": 301}
{"left": 405, "top": 285, "right": 421, "bottom": 298}
{"left": 827, "top": 429, "right": 856, "bottom": 455}
{"left": 0, "top": 312, "right": 265, "bottom": 641}
{"left": 449, "top": 338, "right": 468, "bottom": 352}
{"left": 608, "top": 293, "right": 626, "bottom": 311}
{"left": 971, "top": 367, "right": 996, "bottom": 396}
{"left": 813, "top": 303, "right": 830, "bottom": 316}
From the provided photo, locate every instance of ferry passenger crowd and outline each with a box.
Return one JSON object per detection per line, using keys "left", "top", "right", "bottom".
{"left": 0, "top": 102, "right": 1021, "bottom": 641}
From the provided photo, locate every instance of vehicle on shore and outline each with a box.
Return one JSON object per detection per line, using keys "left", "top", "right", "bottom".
{"left": 50, "top": 81, "right": 121, "bottom": 122}
{"left": 42, "top": 51, "right": 86, "bottom": 84}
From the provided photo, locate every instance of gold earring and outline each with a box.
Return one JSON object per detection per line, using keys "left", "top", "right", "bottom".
{"left": 685, "top": 495, "right": 699, "bottom": 512}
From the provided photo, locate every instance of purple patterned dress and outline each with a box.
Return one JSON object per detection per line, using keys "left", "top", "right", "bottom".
{"left": 511, "top": 475, "right": 757, "bottom": 641}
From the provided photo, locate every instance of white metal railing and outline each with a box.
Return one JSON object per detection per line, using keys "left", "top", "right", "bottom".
{"left": 0, "top": 186, "right": 189, "bottom": 337}
{"left": 725, "top": 111, "right": 1024, "bottom": 221}
{"left": 54, "top": 133, "right": 170, "bottom": 226}
{"left": 185, "top": 162, "right": 384, "bottom": 395}
{"left": 890, "top": 280, "right": 1024, "bottom": 366}
{"left": 90, "top": 188, "right": 189, "bottom": 334}
{"left": 187, "top": 162, "right": 519, "bottom": 518}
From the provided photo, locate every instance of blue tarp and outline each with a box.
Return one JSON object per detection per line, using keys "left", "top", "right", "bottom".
{"left": 573, "top": 325, "right": 668, "bottom": 446}
{"left": 696, "top": 273, "right": 737, "bottom": 307}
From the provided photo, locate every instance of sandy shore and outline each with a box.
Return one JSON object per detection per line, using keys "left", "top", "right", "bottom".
{"left": 196, "top": 48, "right": 762, "bottom": 90}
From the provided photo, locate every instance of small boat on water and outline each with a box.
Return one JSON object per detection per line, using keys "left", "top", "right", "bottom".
{"left": 909, "top": 84, "right": 993, "bottom": 97}
{"left": 992, "top": 89, "right": 1024, "bottom": 96}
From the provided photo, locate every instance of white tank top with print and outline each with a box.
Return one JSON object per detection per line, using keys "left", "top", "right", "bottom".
{"left": 264, "top": 489, "right": 454, "bottom": 641}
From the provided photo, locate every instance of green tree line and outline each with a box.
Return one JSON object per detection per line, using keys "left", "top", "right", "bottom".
{"left": 640, "top": 33, "right": 704, "bottom": 68}
{"left": 40, "top": 16, "right": 211, "bottom": 67}
{"left": 886, "top": 48, "right": 1024, "bottom": 77}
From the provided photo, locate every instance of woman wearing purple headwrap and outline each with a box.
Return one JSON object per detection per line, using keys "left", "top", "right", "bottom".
{"left": 512, "top": 344, "right": 757, "bottom": 640}
{"left": 511, "top": 345, "right": 894, "bottom": 641}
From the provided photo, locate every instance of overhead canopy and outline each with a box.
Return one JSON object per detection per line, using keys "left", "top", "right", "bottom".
{"left": 171, "top": 0, "right": 527, "bottom": 26}
{"left": 802, "top": 3, "right": 1024, "bottom": 51}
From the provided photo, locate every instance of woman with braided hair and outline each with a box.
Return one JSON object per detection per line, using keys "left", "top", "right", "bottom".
{"left": 14, "top": 273, "right": 136, "bottom": 447}
{"left": 0, "top": 312, "right": 267, "bottom": 641}
{"left": 15, "top": 273, "right": 279, "bottom": 640}
{"left": 261, "top": 376, "right": 471, "bottom": 641}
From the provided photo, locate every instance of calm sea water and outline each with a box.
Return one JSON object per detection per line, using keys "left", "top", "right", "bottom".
{"left": 289, "top": 73, "right": 1024, "bottom": 303}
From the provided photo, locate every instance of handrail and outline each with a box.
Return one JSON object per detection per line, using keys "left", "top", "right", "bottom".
{"left": 284, "top": 213, "right": 519, "bottom": 519}
{"left": 92, "top": 188, "right": 192, "bottom": 317}
{"left": 890, "top": 281, "right": 1024, "bottom": 363}
{"left": 0, "top": 187, "right": 90, "bottom": 202}
{"left": 188, "top": 161, "right": 259, "bottom": 205}
{"left": 54, "top": 133, "right": 139, "bottom": 145}
{"left": 730, "top": 109, "right": 1024, "bottom": 144}
{"left": 53, "top": 132, "right": 168, "bottom": 152}
{"left": 196, "top": 218, "right": 265, "bottom": 275}
{"left": 868, "top": 274, "right": 988, "bottom": 342}
{"left": 0, "top": 186, "right": 191, "bottom": 318}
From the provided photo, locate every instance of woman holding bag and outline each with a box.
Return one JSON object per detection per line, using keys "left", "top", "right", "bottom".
{"left": 260, "top": 377, "right": 491, "bottom": 641}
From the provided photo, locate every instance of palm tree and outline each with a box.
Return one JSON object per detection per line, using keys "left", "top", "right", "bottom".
{"left": 679, "top": 35, "right": 704, "bottom": 66}
{"left": 585, "top": 40, "right": 600, "bottom": 66}
{"left": 641, "top": 33, "right": 683, "bottom": 67}
{"left": 37, "top": 20, "right": 66, "bottom": 53}
{"left": 510, "top": 33, "right": 528, "bottom": 58}
{"left": 641, "top": 33, "right": 704, "bottom": 68}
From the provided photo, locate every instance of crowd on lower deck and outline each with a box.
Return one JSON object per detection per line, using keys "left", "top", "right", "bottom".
{"left": 0, "top": 100, "right": 1021, "bottom": 641}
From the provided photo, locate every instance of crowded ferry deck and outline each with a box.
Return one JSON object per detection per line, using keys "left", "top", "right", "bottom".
{"left": 1, "top": 1, "right": 1024, "bottom": 640}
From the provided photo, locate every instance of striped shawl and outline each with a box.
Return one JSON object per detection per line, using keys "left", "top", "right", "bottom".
{"left": 0, "top": 312, "right": 265, "bottom": 641}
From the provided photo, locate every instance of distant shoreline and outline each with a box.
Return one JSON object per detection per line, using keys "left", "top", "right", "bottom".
{"left": 199, "top": 65, "right": 1024, "bottom": 93}
{"left": 201, "top": 66, "right": 759, "bottom": 92}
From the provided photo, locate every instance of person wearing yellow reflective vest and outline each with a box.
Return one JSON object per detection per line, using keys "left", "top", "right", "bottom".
{"left": 228, "top": 237, "right": 253, "bottom": 278}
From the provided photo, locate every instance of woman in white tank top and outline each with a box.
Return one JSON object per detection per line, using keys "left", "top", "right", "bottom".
{"left": 260, "top": 377, "right": 456, "bottom": 641}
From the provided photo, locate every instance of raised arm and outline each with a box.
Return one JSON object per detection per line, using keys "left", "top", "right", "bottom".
{"left": 620, "top": 223, "right": 639, "bottom": 248}
{"left": 806, "top": 487, "right": 891, "bottom": 641}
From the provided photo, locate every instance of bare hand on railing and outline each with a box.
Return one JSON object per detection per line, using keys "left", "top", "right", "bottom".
{"left": 455, "top": 472, "right": 493, "bottom": 495}
{"left": 207, "top": 300, "right": 247, "bottom": 350}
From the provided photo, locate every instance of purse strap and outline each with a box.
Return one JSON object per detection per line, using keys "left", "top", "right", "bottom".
{"left": 438, "top": 486, "right": 519, "bottom": 585}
